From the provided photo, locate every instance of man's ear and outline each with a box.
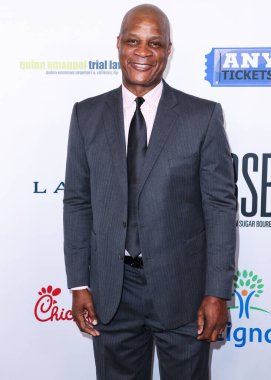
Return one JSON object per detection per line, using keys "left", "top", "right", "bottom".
{"left": 116, "top": 36, "right": 120, "bottom": 49}
{"left": 167, "top": 42, "right": 172, "bottom": 56}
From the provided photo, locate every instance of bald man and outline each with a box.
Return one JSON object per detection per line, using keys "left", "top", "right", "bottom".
{"left": 63, "top": 4, "right": 236, "bottom": 379}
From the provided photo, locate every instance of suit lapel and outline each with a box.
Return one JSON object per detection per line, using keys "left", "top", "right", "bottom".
{"left": 103, "top": 86, "right": 128, "bottom": 198}
{"left": 103, "top": 82, "right": 181, "bottom": 202}
{"left": 137, "top": 81, "right": 180, "bottom": 200}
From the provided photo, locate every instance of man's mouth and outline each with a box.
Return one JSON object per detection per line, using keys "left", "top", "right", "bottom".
{"left": 129, "top": 62, "right": 154, "bottom": 71}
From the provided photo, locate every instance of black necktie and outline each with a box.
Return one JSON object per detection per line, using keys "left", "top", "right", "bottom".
{"left": 125, "top": 97, "right": 147, "bottom": 258}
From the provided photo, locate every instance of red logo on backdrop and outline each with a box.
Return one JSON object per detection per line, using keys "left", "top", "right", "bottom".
{"left": 34, "top": 285, "right": 73, "bottom": 322}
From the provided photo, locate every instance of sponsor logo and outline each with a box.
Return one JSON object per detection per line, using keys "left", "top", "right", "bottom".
{"left": 19, "top": 59, "right": 120, "bottom": 76}
{"left": 232, "top": 153, "right": 271, "bottom": 227}
{"left": 219, "top": 270, "right": 271, "bottom": 347}
{"left": 205, "top": 48, "right": 271, "bottom": 86}
{"left": 33, "top": 181, "right": 64, "bottom": 194}
{"left": 34, "top": 285, "right": 73, "bottom": 322}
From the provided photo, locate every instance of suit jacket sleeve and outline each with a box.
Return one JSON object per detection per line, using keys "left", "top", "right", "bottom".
{"left": 63, "top": 103, "right": 92, "bottom": 289}
{"left": 200, "top": 103, "right": 236, "bottom": 300}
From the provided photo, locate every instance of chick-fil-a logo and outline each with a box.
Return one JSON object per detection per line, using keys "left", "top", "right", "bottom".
{"left": 34, "top": 285, "right": 73, "bottom": 322}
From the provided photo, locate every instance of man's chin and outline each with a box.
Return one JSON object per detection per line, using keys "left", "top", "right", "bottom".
{"left": 124, "top": 75, "right": 159, "bottom": 88}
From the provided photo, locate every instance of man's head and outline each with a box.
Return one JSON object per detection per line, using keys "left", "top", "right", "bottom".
{"left": 117, "top": 4, "right": 172, "bottom": 96}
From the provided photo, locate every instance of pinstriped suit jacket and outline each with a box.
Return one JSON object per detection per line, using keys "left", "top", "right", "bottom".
{"left": 63, "top": 80, "right": 236, "bottom": 328}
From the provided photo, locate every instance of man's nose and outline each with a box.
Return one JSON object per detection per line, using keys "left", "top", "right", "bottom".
{"left": 134, "top": 43, "right": 153, "bottom": 57}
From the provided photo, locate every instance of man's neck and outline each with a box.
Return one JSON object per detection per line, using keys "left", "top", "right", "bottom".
{"left": 122, "top": 80, "right": 163, "bottom": 97}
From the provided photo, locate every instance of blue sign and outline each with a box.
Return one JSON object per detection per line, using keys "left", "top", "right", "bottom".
{"left": 205, "top": 48, "right": 271, "bottom": 86}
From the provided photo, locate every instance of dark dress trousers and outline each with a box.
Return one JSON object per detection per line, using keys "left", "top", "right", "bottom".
{"left": 63, "top": 80, "right": 236, "bottom": 379}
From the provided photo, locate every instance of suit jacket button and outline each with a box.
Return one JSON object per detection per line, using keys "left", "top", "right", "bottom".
{"left": 122, "top": 222, "right": 127, "bottom": 228}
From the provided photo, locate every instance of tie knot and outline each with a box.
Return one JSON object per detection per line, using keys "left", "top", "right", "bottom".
{"left": 135, "top": 97, "right": 145, "bottom": 109}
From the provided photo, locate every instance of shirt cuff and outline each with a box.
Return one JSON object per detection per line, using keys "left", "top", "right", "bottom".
{"left": 70, "top": 286, "right": 89, "bottom": 290}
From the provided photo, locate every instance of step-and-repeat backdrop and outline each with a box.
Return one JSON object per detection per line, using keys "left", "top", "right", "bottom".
{"left": 1, "top": 0, "right": 270, "bottom": 379}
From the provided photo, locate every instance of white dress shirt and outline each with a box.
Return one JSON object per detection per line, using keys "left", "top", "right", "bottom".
{"left": 72, "top": 81, "right": 163, "bottom": 290}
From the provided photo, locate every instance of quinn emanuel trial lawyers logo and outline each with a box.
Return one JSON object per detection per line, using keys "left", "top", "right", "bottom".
{"left": 219, "top": 270, "right": 271, "bottom": 347}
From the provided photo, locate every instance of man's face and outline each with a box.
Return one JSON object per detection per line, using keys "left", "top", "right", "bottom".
{"left": 117, "top": 12, "right": 171, "bottom": 95}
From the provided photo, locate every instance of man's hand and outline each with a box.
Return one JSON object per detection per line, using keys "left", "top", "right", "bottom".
{"left": 197, "top": 295, "right": 228, "bottom": 342}
{"left": 72, "top": 289, "right": 100, "bottom": 337}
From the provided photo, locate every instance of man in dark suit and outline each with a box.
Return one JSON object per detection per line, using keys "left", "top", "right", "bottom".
{"left": 63, "top": 4, "right": 236, "bottom": 379}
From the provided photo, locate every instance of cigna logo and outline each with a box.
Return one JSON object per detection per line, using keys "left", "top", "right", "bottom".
{"left": 219, "top": 270, "right": 271, "bottom": 347}
{"left": 34, "top": 285, "right": 73, "bottom": 322}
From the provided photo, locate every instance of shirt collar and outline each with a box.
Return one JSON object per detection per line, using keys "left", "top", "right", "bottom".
{"left": 122, "top": 81, "right": 163, "bottom": 109}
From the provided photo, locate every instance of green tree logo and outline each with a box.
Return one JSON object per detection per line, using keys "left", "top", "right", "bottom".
{"left": 231, "top": 270, "right": 269, "bottom": 319}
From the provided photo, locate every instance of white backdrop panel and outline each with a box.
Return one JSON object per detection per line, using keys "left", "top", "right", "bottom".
{"left": 0, "top": 0, "right": 270, "bottom": 379}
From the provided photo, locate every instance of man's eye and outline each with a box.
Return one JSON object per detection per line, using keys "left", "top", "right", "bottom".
{"left": 127, "top": 39, "right": 138, "bottom": 45}
{"left": 150, "top": 41, "right": 161, "bottom": 47}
